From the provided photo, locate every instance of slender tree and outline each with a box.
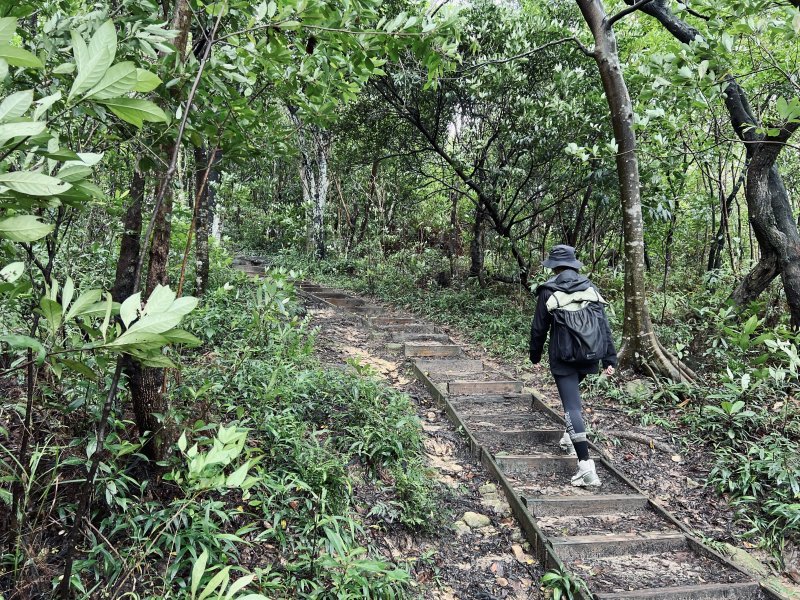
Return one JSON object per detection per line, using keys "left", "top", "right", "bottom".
{"left": 575, "top": 0, "right": 696, "bottom": 381}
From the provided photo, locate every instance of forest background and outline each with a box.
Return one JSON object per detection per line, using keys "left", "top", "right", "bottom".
{"left": 0, "top": 0, "right": 799, "bottom": 597}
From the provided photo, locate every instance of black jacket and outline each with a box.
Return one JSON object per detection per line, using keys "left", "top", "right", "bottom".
{"left": 529, "top": 269, "right": 617, "bottom": 376}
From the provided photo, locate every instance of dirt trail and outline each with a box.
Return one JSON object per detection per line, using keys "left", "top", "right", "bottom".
{"left": 309, "top": 305, "right": 544, "bottom": 599}
{"left": 237, "top": 260, "right": 798, "bottom": 599}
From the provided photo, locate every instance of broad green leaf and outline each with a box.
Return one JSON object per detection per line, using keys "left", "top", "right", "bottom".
{"left": 62, "top": 276, "right": 74, "bottom": 315}
{"left": 0, "top": 120, "right": 46, "bottom": 146}
{"left": 198, "top": 566, "right": 230, "bottom": 600}
{"left": 106, "top": 330, "right": 168, "bottom": 348}
{"left": 65, "top": 288, "right": 102, "bottom": 321}
{"left": 84, "top": 61, "right": 137, "bottom": 100}
{"left": 99, "top": 97, "right": 168, "bottom": 127}
{"left": 161, "top": 329, "right": 201, "bottom": 346}
{"left": 1, "top": 261, "right": 23, "bottom": 282}
{"left": 52, "top": 62, "right": 75, "bottom": 74}
{"left": 224, "top": 574, "right": 255, "bottom": 600}
{"left": 69, "top": 21, "right": 117, "bottom": 100}
{"left": 0, "top": 215, "right": 53, "bottom": 242}
{"left": 0, "top": 18, "right": 16, "bottom": 45}
{"left": 100, "top": 291, "right": 112, "bottom": 340}
{"left": 58, "top": 358, "right": 97, "bottom": 380}
{"left": 69, "top": 180, "right": 106, "bottom": 200}
{"left": 56, "top": 164, "right": 92, "bottom": 183}
{"left": 40, "top": 297, "right": 62, "bottom": 331}
{"left": 74, "top": 152, "right": 104, "bottom": 166}
{"left": 143, "top": 284, "right": 176, "bottom": 315}
{"left": 132, "top": 68, "right": 161, "bottom": 93}
{"left": 169, "top": 296, "right": 198, "bottom": 316}
{"left": 0, "top": 46, "right": 43, "bottom": 69}
{"left": 226, "top": 461, "right": 250, "bottom": 488}
{"left": 191, "top": 551, "right": 209, "bottom": 598}
{"left": 0, "top": 59, "right": 7, "bottom": 80}
{"left": 177, "top": 431, "right": 187, "bottom": 452}
{"left": 0, "top": 334, "right": 45, "bottom": 363}
{"left": 278, "top": 20, "right": 301, "bottom": 30}
{"left": 132, "top": 352, "right": 176, "bottom": 368}
{"left": 0, "top": 90, "right": 32, "bottom": 122}
{"left": 119, "top": 292, "right": 141, "bottom": 328}
{"left": 43, "top": 149, "right": 81, "bottom": 162}
{"left": 125, "top": 312, "right": 182, "bottom": 336}
{"left": 0, "top": 171, "right": 71, "bottom": 196}
{"left": 33, "top": 91, "right": 61, "bottom": 121}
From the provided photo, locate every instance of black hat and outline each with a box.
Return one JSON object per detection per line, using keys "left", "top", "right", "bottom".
{"left": 542, "top": 244, "right": 583, "bottom": 270}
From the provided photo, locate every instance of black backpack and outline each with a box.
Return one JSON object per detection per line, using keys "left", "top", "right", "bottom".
{"left": 547, "top": 289, "right": 608, "bottom": 363}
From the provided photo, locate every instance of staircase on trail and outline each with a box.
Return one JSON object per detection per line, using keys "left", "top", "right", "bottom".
{"left": 235, "top": 264, "right": 777, "bottom": 600}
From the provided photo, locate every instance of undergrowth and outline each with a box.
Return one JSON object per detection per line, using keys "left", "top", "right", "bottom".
{"left": 283, "top": 248, "right": 800, "bottom": 567}
{"left": 1, "top": 265, "right": 441, "bottom": 598}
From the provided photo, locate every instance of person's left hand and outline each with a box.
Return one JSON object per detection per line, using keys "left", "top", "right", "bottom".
{"left": 603, "top": 365, "right": 615, "bottom": 376}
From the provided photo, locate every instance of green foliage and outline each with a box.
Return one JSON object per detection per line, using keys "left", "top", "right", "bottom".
{"left": 541, "top": 567, "right": 590, "bottom": 600}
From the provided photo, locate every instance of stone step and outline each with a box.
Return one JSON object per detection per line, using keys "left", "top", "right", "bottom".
{"left": 447, "top": 380, "right": 523, "bottom": 395}
{"left": 404, "top": 343, "right": 463, "bottom": 358}
{"left": 524, "top": 493, "right": 648, "bottom": 517}
{"left": 593, "top": 582, "right": 761, "bottom": 600}
{"left": 550, "top": 531, "right": 687, "bottom": 561}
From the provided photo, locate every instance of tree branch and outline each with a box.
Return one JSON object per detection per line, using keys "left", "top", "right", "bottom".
{"left": 607, "top": 0, "right": 654, "bottom": 27}
{"left": 465, "top": 36, "right": 594, "bottom": 72}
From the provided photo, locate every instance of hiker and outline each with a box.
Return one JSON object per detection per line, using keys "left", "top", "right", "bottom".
{"left": 529, "top": 244, "right": 617, "bottom": 487}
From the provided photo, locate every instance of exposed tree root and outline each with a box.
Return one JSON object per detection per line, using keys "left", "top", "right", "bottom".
{"left": 618, "top": 330, "right": 697, "bottom": 384}
{"left": 602, "top": 429, "right": 677, "bottom": 455}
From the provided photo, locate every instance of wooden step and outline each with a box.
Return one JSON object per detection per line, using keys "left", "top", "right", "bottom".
{"left": 390, "top": 332, "right": 451, "bottom": 343}
{"left": 495, "top": 454, "right": 580, "bottom": 475}
{"left": 524, "top": 493, "right": 648, "bottom": 516}
{"left": 594, "top": 582, "right": 761, "bottom": 600}
{"left": 448, "top": 380, "right": 523, "bottom": 395}
{"left": 415, "top": 358, "right": 483, "bottom": 374}
{"left": 325, "top": 297, "right": 365, "bottom": 307}
{"left": 367, "top": 316, "right": 418, "bottom": 326}
{"left": 404, "top": 343, "right": 463, "bottom": 358}
{"left": 378, "top": 323, "right": 436, "bottom": 333}
{"left": 550, "top": 531, "right": 687, "bottom": 560}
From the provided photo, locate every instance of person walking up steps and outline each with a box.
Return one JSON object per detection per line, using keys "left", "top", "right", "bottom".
{"left": 529, "top": 245, "right": 617, "bottom": 487}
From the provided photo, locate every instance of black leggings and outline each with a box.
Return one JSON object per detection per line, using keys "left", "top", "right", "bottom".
{"left": 554, "top": 373, "right": 590, "bottom": 461}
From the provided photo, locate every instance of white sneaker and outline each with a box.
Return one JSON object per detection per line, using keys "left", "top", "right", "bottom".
{"left": 571, "top": 459, "right": 601, "bottom": 487}
{"left": 559, "top": 431, "right": 577, "bottom": 456}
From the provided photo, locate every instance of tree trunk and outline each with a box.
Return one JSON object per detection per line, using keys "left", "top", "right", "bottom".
{"left": 128, "top": 0, "right": 192, "bottom": 462}
{"left": 290, "top": 109, "right": 331, "bottom": 260}
{"left": 194, "top": 147, "right": 221, "bottom": 296}
{"left": 707, "top": 171, "right": 745, "bottom": 271}
{"left": 469, "top": 202, "right": 486, "bottom": 285}
{"left": 577, "top": 0, "right": 694, "bottom": 382}
{"left": 629, "top": 0, "right": 799, "bottom": 319}
{"left": 112, "top": 167, "right": 145, "bottom": 302}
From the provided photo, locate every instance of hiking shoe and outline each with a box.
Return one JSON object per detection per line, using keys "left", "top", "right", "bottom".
{"left": 559, "top": 431, "right": 577, "bottom": 456}
{"left": 571, "top": 459, "right": 601, "bottom": 487}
